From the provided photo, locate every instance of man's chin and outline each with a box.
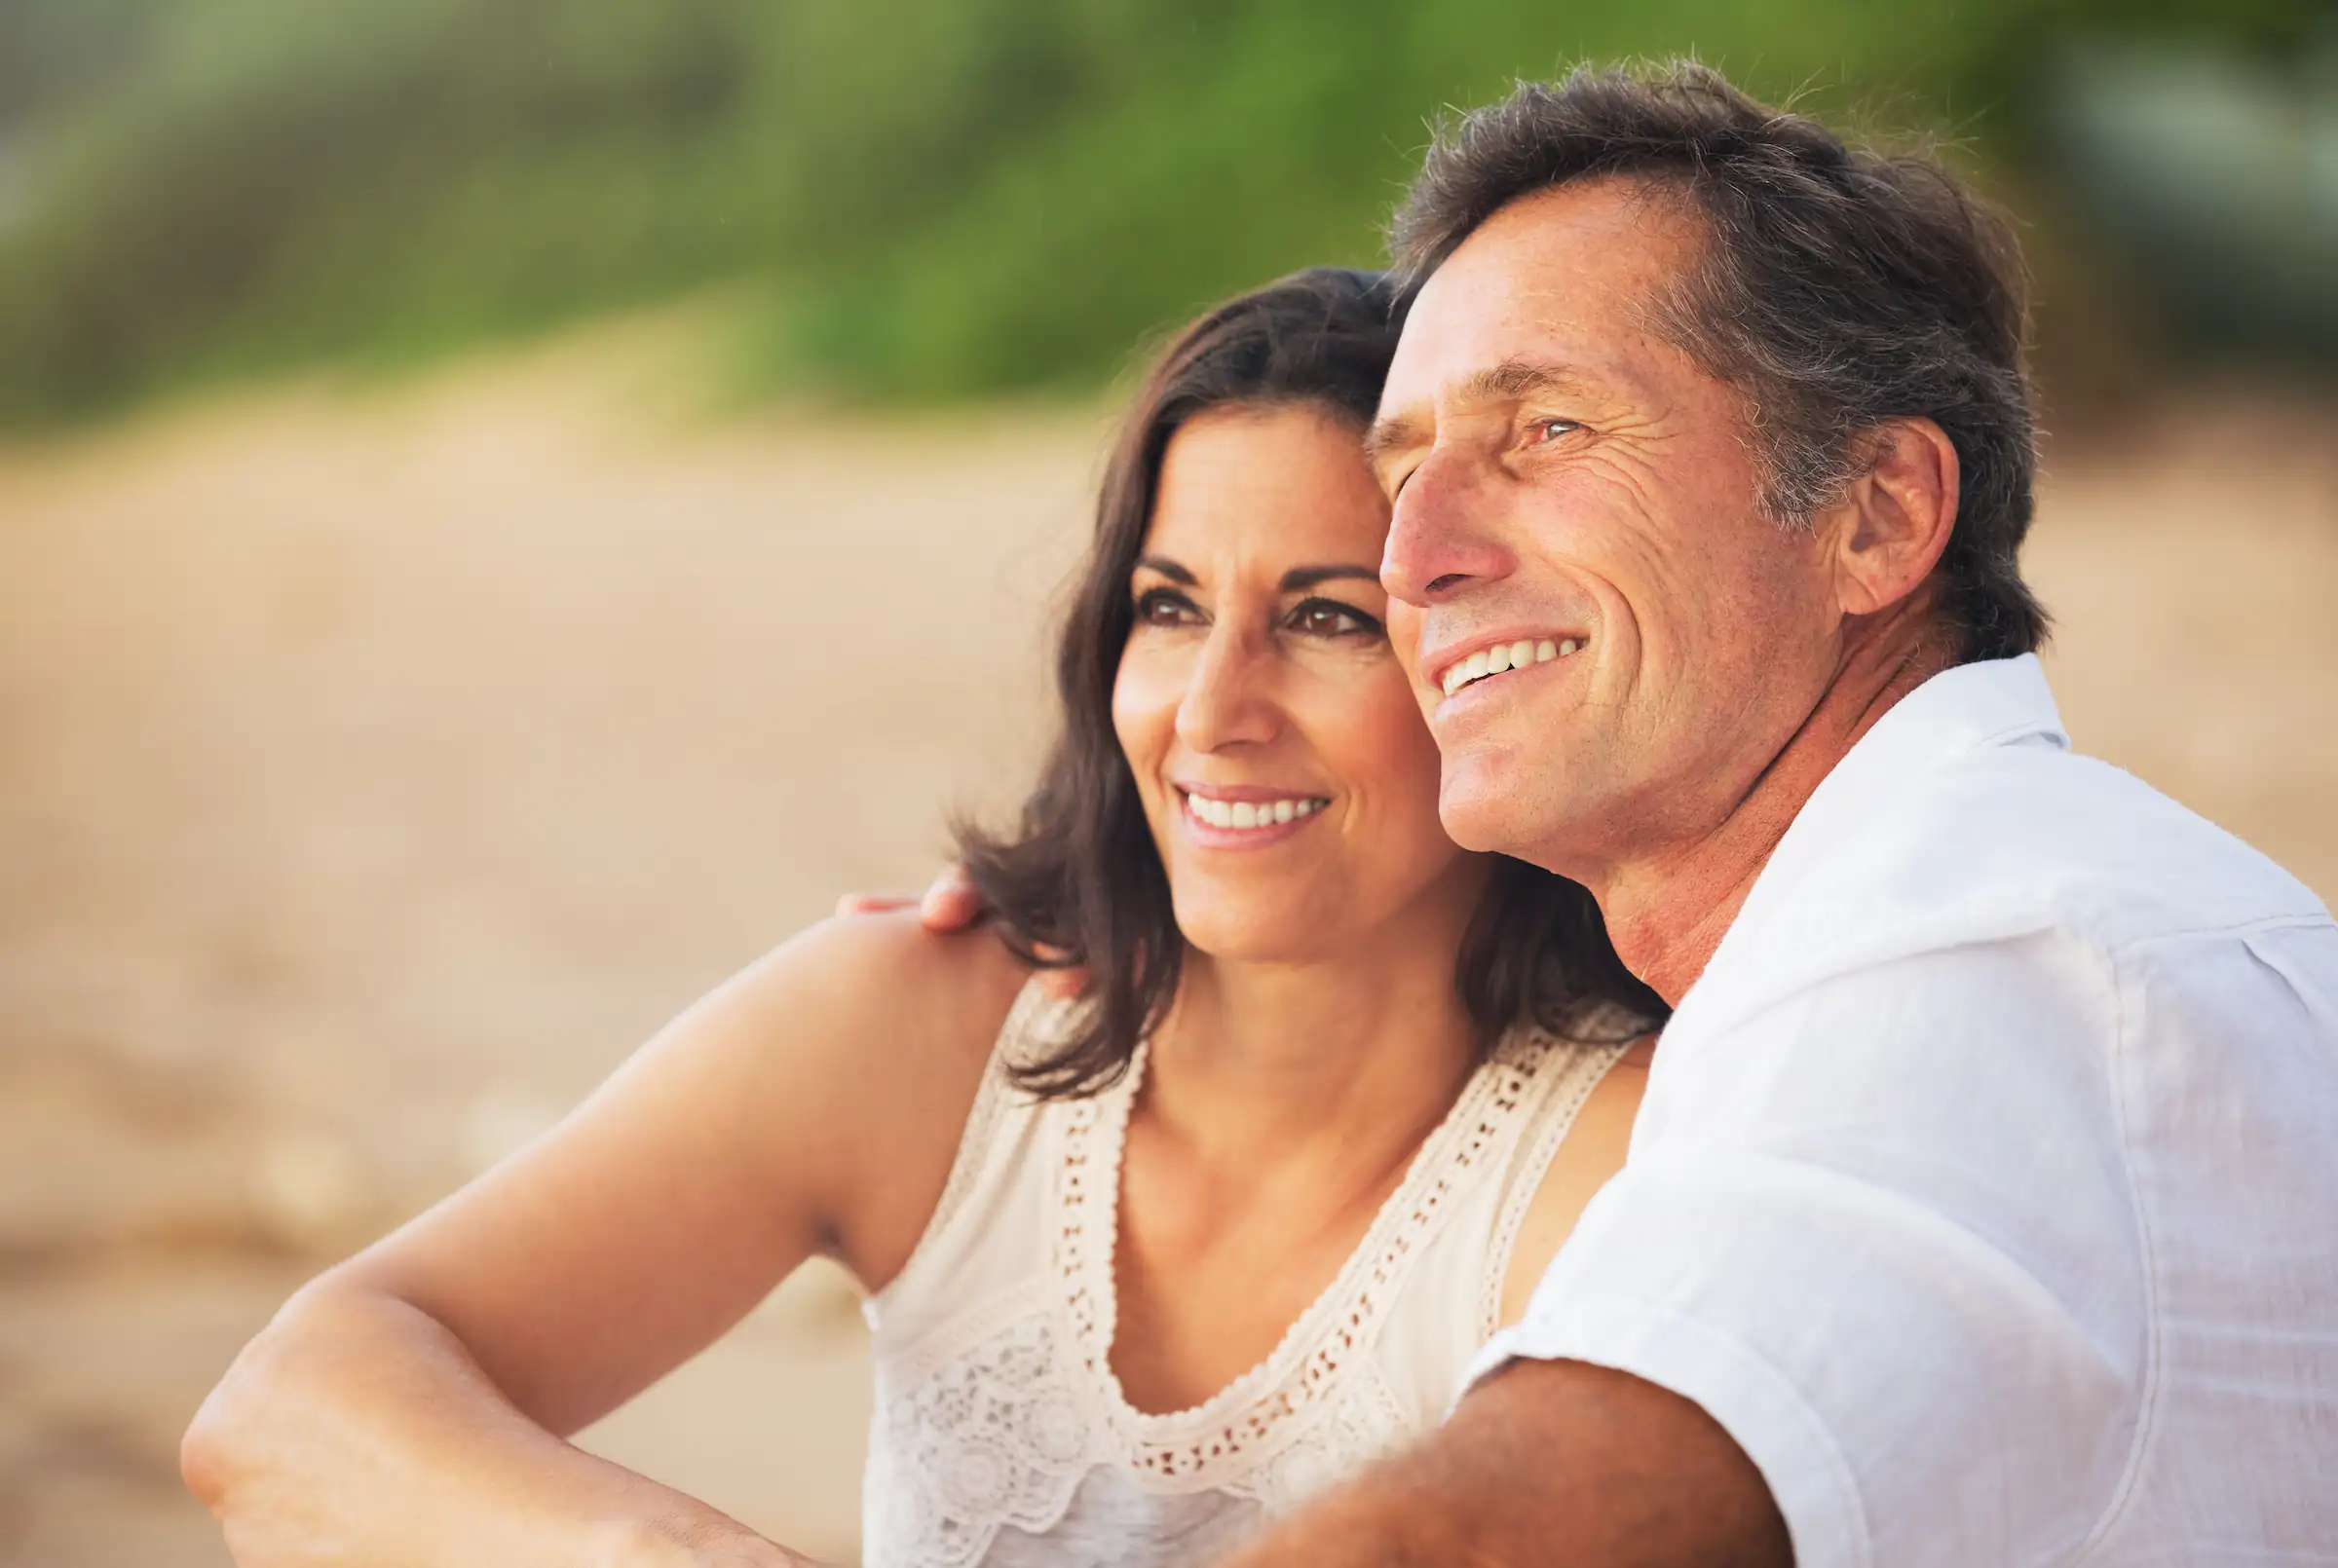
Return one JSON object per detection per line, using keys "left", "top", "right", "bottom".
{"left": 1437, "top": 769, "right": 1544, "bottom": 860}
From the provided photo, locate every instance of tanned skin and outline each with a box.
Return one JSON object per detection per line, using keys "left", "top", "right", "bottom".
{"left": 1224, "top": 1361, "right": 1792, "bottom": 1567}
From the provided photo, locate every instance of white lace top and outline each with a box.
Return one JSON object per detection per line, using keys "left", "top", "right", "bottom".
{"left": 859, "top": 982, "right": 1628, "bottom": 1567}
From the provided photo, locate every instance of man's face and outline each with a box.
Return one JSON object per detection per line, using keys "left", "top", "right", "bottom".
{"left": 1369, "top": 177, "right": 1846, "bottom": 879}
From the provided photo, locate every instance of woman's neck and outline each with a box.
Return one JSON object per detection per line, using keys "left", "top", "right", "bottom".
{"left": 1142, "top": 910, "right": 1484, "bottom": 1183}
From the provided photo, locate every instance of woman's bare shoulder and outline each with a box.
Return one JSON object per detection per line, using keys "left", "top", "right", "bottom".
{"left": 731, "top": 907, "right": 1034, "bottom": 1076}
{"left": 721, "top": 910, "right": 1036, "bottom": 1283}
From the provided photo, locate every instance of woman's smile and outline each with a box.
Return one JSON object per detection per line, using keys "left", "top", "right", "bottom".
{"left": 1175, "top": 783, "right": 1334, "bottom": 847}
{"left": 1111, "top": 400, "right": 1480, "bottom": 962}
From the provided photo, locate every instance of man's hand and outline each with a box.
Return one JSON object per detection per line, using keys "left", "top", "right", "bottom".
{"left": 1211, "top": 1359, "right": 1791, "bottom": 1568}
{"left": 835, "top": 869, "right": 1084, "bottom": 995}
{"left": 833, "top": 866, "right": 986, "bottom": 930}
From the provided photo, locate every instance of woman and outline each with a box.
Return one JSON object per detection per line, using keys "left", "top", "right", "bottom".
{"left": 182, "top": 269, "right": 1665, "bottom": 1568}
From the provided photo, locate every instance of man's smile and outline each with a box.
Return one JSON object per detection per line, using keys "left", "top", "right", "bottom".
{"left": 1424, "top": 631, "right": 1587, "bottom": 699}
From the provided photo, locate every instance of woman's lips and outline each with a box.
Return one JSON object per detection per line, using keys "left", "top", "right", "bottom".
{"left": 1175, "top": 786, "right": 1332, "bottom": 846}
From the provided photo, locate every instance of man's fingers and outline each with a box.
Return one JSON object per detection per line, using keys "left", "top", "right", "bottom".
{"left": 835, "top": 892, "right": 921, "bottom": 917}
{"left": 918, "top": 866, "right": 987, "bottom": 933}
{"left": 910, "top": 869, "right": 1086, "bottom": 994}
{"left": 857, "top": 870, "right": 1083, "bottom": 998}
{"left": 849, "top": 874, "right": 1085, "bottom": 998}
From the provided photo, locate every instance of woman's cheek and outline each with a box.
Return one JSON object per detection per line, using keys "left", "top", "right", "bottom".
{"left": 1365, "top": 668, "right": 1446, "bottom": 786}
{"left": 1344, "top": 677, "right": 1452, "bottom": 855}
{"left": 1111, "top": 649, "right": 1181, "bottom": 791}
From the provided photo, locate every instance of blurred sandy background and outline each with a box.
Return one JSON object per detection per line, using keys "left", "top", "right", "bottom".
{"left": 0, "top": 319, "right": 1099, "bottom": 1565}
{"left": 3, "top": 4, "right": 2335, "bottom": 1564}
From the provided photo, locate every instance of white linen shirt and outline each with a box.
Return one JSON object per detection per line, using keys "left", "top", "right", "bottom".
{"left": 1473, "top": 654, "right": 2338, "bottom": 1566}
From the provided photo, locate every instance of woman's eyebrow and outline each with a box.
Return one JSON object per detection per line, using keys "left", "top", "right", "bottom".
{"left": 1280, "top": 564, "right": 1380, "bottom": 592}
{"left": 1135, "top": 555, "right": 1197, "bottom": 584}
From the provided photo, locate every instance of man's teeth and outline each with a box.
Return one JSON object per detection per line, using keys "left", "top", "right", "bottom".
{"left": 1184, "top": 794, "right": 1326, "bottom": 830}
{"left": 1441, "top": 636, "right": 1581, "bottom": 696}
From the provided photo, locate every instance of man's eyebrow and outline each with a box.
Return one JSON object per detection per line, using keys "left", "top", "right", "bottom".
{"left": 1362, "top": 412, "right": 1428, "bottom": 469}
{"left": 1134, "top": 555, "right": 1196, "bottom": 584}
{"left": 1279, "top": 564, "right": 1380, "bottom": 592}
{"left": 1458, "top": 355, "right": 1598, "bottom": 404}
{"left": 1364, "top": 357, "right": 1601, "bottom": 469}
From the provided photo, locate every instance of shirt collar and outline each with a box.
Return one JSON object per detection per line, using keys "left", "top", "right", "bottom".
{"left": 1829, "top": 652, "right": 2066, "bottom": 784}
{"left": 1715, "top": 653, "right": 2067, "bottom": 966}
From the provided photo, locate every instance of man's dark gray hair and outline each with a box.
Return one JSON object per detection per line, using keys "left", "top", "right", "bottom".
{"left": 1392, "top": 61, "right": 2049, "bottom": 661}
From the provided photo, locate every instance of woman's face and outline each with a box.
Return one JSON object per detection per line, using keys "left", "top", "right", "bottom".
{"left": 1113, "top": 401, "right": 1489, "bottom": 965}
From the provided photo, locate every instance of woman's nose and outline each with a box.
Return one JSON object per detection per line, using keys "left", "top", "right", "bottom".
{"left": 1174, "top": 623, "right": 1279, "bottom": 754}
{"left": 1380, "top": 450, "right": 1515, "bottom": 608}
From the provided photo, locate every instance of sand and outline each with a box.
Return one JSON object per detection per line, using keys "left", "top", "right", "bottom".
{"left": 1, "top": 332, "right": 2331, "bottom": 1566}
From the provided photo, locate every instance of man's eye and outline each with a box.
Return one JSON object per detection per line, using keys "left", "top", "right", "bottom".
{"left": 1289, "top": 598, "right": 1383, "bottom": 639}
{"left": 1135, "top": 587, "right": 1200, "bottom": 625}
{"left": 1534, "top": 418, "right": 1581, "bottom": 443}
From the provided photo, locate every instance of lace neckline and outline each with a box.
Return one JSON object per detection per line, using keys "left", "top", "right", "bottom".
{"left": 1052, "top": 1027, "right": 1555, "bottom": 1479}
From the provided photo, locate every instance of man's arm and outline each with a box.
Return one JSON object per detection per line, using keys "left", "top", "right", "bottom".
{"left": 1217, "top": 1359, "right": 1791, "bottom": 1568}
{"left": 1244, "top": 935, "right": 2148, "bottom": 1568}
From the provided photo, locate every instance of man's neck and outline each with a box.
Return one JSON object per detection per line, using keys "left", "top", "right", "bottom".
{"left": 1602, "top": 606, "right": 1959, "bottom": 1006}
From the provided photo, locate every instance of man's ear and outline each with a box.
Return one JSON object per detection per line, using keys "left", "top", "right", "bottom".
{"left": 1826, "top": 418, "right": 1960, "bottom": 617}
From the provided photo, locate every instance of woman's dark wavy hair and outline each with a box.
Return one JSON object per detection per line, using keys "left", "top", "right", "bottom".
{"left": 957, "top": 266, "right": 1666, "bottom": 1098}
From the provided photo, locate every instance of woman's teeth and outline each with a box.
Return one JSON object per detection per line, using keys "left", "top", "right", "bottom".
{"left": 1183, "top": 793, "right": 1327, "bottom": 831}
{"left": 1441, "top": 636, "right": 1581, "bottom": 697}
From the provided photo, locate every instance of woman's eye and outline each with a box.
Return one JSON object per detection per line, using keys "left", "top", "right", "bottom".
{"left": 1134, "top": 587, "right": 1200, "bottom": 626}
{"left": 1289, "top": 598, "right": 1383, "bottom": 639}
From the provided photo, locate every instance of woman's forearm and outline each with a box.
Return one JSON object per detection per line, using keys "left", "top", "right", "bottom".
{"left": 183, "top": 1283, "right": 817, "bottom": 1568}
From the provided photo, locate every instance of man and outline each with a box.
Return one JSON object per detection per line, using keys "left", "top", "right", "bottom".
{"left": 914, "top": 61, "right": 2338, "bottom": 1565}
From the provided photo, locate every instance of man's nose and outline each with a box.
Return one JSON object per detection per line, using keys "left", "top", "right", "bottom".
{"left": 1175, "top": 623, "right": 1279, "bottom": 754}
{"left": 1380, "top": 450, "right": 1515, "bottom": 607}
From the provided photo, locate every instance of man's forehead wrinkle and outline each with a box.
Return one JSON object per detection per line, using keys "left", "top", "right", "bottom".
{"left": 1458, "top": 184, "right": 1704, "bottom": 342}
{"left": 1377, "top": 180, "right": 1698, "bottom": 468}
{"left": 1478, "top": 169, "right": 1707, "bottom": 260}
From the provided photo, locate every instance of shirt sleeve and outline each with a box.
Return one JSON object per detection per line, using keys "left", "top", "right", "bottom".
{"left": 1469, "top": 934, "right": 2150, "bottom": 1568}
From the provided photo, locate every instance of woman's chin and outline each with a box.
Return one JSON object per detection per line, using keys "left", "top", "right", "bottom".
{"left": 1178, "top": 902, "right": 1328, "bottom": 962}
{"left": 1171, "top": 899, "right": 1349, "bottom": 968}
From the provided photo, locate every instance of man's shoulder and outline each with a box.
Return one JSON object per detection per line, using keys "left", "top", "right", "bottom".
{"left": 1921, "top": 739, "right": 2326, "bottom": 939}
{"left": 1706, "top": 733, "right": 2332, "bottom": 1016}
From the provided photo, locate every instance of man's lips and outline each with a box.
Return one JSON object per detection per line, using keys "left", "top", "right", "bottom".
{"left": 1425, "top": 632, "right": 1587, "bottom": 698}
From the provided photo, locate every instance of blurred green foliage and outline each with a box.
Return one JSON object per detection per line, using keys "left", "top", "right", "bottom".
{"left": 0, "top": 0, "right": 2320, "bottom": 424}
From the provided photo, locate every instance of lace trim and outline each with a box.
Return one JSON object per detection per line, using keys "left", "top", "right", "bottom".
{"left": 1473, "top": 1038, "right": 1632, "bottom": 1341}
{"left": 1240, "top": 1354, "right": 1412, "bottom": 1514}
{"left": 1053, "top": 1026, "right": 1565, "bottom": 1486}
{"left": 868, "top": 1310, "right": 1415, "bottom": 1565}
{"left": 866, "top": 1312, "right": 1096, "bottom": 1568}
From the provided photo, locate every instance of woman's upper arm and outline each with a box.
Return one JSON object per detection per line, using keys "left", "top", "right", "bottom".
{"left": 320, "top": 911, "right": 1026, "bottom": 1435}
